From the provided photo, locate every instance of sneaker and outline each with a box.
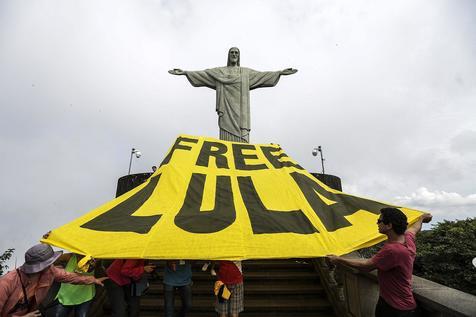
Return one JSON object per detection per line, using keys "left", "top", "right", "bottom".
{"left": 211, "top": 268, "right": 217, "bottom": 276}
{"left": 201, "top": 262, "right": 210, "bottom": 271}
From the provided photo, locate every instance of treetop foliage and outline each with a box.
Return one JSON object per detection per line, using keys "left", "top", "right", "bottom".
{"left": 414, "top": 217, "right": 475, "bottom": 295}
{"left": 0, "top": 248, "right": 15, "bottom": 276}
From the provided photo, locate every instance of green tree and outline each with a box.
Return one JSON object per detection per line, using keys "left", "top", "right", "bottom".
{"left": 414, "top": 218, "right": 476, "bottom": 295}
{"left": 0, "top": 248, "right": 15, "bottom": 275}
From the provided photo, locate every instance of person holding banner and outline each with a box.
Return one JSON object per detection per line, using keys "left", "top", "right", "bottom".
{"left": 328, "top": 208, "right": 432, "bottom": 317}
{"left": 51, "top": 253, "right": 97, "bottom": 317}
{"left": 0, "top": 244, "right": 107, "bottom": 317}
{"left": 105, "top": 259, "right": 155, "bottom": 317}
{"left": 215, "top": 261, "right": 243, "bottom": 317}
{"left": 163, "top": 260, "right": 193, "bottom": 317}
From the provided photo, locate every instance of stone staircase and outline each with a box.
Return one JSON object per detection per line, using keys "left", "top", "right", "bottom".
{"left": 140, "top": 259, "right": 335, "bottom": 317}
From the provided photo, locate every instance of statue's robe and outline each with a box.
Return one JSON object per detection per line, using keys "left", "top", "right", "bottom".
{"left": 185, "top": 67, "right": 282, "bottom": 143}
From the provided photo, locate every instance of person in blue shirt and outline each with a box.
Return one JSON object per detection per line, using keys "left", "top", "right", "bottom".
{"left": 163, "top": 260, "right": 192, "bottom": 317}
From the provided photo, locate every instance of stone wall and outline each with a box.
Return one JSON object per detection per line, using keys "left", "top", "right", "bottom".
{"left": 314, "top": 255, "right": 476, "bottom": 317}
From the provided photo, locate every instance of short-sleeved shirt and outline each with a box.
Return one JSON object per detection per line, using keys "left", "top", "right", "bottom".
{"left": 370, "top": 231, "right": 417, "bottom": 310}
{"left": 163, "top": 262, "right": 192, "bottom": 287}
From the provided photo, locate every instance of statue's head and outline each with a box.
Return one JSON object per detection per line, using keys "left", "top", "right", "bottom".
{"left": 227, "top": 47, "right": 240, "bottom": 66}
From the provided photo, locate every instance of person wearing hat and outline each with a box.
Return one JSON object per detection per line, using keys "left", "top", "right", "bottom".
{"left": 0, "top": 243, "right": 108, "bottom": 317}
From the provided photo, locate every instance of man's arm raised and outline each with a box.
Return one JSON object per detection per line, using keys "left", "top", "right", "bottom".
{"left": 407, "top": 213, "right": 433, "bottom": 235}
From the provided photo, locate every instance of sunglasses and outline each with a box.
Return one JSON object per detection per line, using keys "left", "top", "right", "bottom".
{"left": 377, "top": 219, "right": 384, "bottom": 224}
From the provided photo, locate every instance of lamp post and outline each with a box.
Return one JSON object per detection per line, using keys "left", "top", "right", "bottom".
{"left": 128, "top": 148, "right": 142, "bottom": 175}
{"left": 312, "top": 146, "right": 325, "bottom": 174}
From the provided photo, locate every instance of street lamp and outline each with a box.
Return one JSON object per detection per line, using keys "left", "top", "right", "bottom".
{"left": 128, "top": 148, "right": 142, "bottom": 175}
{"left": 312, "top": 146, "right": 325, "bottom": 174}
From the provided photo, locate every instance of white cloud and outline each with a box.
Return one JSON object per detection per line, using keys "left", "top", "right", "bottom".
{"left": 394, "top": 187, "right": 476, "bottom": 219}
{"left": 395, "top": 187, "right": 476, "bottom": 207}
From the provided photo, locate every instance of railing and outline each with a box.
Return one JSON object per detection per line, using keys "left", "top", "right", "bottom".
{"left": 313, "top": 255, "right": 476, "bottom": 317}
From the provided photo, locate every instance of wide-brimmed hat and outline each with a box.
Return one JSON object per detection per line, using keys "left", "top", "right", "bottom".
{"left": 21, "top": 244, "right": 62, "bottom": 274}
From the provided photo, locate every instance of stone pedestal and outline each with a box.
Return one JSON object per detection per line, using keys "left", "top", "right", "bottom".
{"left": 311, "top": 173, "right": 342, "bottom": 191}
{"left": 116, "top": 173, "right": 152, "bottom": 197}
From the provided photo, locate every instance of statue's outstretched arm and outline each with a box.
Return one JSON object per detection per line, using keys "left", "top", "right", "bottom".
{"left": 168, "top": 69, "right": 186, "bottom": 75}
{"left": 280, "top": 68, "right": 298, "bottom": 75}
{"left": 169, "top": 68, "right": 217, "bottom": 89}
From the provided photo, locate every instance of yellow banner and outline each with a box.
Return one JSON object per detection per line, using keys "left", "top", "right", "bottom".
{"left": 42, "top": 135, "right": 423, "bottom": 260}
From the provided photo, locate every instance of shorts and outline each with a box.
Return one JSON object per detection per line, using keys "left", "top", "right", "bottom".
{"left": 215, "top": 282, "right": 244, "bottom": 315}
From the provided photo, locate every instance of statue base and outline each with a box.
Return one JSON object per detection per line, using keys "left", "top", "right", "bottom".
{"left": 311, "top": 173, "right": 342, "bottom": 191}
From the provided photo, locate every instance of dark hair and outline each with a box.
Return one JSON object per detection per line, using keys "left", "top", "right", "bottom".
{"left": 380, "top": 207, "right": 408, "bottom": 234}
{"left": 227, "top": 47, "right": 240, "bottom": 66}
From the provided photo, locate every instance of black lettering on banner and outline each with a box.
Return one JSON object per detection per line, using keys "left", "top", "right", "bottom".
{"left": 260, "top": 146, "right": 304, "bottom": 170}
{"left": 175, "top": 173, "right": 236, "bottom": 233}
{"left": 196, "top": 141, "right": 229, "bottom": 169}
{"left": 160, "top": 137, "right": 198, "bottom": 167}
{"left": 238, "top": 176, "right": 318, "bottom": 234}
{"left": 81, "top": 175, "right": 163, "bottom": 234}
{"left": 232, "top": 143, "right": 268, "bottom": 170}
{"left": 291, "top": 172, "right": 395, "bottom": 232}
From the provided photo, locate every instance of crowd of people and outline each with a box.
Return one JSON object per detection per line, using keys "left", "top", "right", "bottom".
{"left": 0, "top": 246, "right": 244, "bottom": 317}
{"left": 0, "top": 208, "right": 431, "bottom": 317}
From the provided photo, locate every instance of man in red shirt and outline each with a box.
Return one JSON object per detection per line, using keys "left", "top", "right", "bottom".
{"left": 328, "top": 207, "right": 432, "bottom": 317}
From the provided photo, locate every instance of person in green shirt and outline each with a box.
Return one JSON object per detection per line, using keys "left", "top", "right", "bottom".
{"left": 52, "top": 253, "right": 96, "bottom": 317}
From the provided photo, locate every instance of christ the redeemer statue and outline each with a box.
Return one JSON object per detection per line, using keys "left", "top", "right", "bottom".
{"left": 169, "top": 47, "right": 297, "bottom": 143}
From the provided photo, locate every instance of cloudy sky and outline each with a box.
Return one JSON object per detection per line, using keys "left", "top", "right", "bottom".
{"left": 1, "top": 0, "right": 475, "bottom": 266}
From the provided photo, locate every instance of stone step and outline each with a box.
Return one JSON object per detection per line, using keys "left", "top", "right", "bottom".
{"left": 145, "top": 282, "right": 325, "bottom": 295}
{"left": 140, "top": 295, "right": 333, "bottom": 311}
{"left": 150, "top": 259, "right": 315, "bottom": 272}
{"left": 139, "top": 311, "right": 335, "bottom": 317}
{"left": 150, "top": 270, "right": 320, "bottom": 281}
{"left": 131, "top": 259, "right": 335, "bottom": 317}
{"left": 236, "top": 260, "right": 315, "bottom": 270}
